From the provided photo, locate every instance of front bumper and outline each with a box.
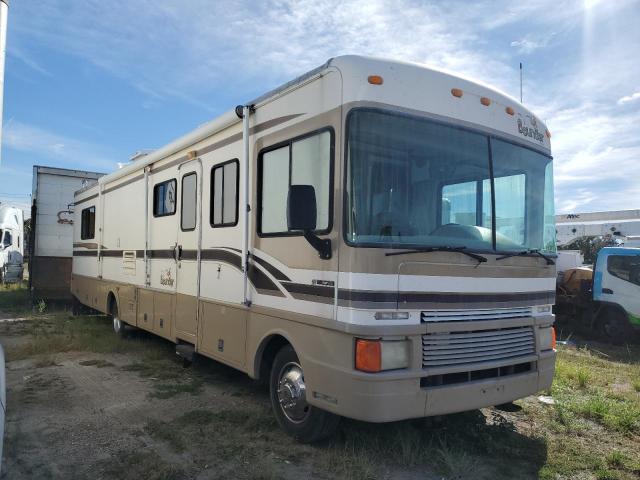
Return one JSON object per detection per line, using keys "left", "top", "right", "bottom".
{"left": 303, "top": 325, "right": 556, "bottom": 423}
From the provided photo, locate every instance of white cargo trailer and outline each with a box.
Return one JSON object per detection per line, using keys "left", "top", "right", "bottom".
{"left": 29, "top": 166, "right": 103, "bottom": 299}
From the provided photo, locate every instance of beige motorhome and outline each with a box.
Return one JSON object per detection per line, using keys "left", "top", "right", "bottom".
{"left": 71, "top": 56, "right": 557, "bottom": 442}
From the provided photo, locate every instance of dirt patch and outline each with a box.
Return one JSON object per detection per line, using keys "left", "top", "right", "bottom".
{"left": 1, "top": 303, "right": 639, "bottom": 479}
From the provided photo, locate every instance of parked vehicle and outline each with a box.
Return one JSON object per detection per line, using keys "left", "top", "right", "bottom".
{"left": 29, "top": 166, "right": 103, "bottom": 299}
{"left": 72, "top": 55, "right": 557, "bottom": 442}
{"left": 556, "top": 247, "right": 640, "bottom": 343}
{"left": 0, "top": 343, "right": 5, "bottom": 473}
{"left": 0, "top": 205, "right": 24, "bottom": 284}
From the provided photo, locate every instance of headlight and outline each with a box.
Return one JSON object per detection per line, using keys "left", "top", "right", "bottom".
{"left": 533, "top": 304, "right": 553, "bottom": 316}
{"left": 538, "top": 327, "right": 556, "bottom": 351}
{"left": 355, "top": 339, "right": 410, "bottom": 372}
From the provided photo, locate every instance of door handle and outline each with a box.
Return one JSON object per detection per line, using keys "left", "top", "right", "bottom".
{"left": 602, "top": 288, "right": 613, "bottom": 294}
{"left": 177, "top": 245, "right": 183, "bottom": 261}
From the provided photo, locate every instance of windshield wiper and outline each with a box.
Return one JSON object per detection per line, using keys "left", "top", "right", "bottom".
{"left": 496, "top": 249, "right": 555, "bottom": 265}
{"left": 385, "top": 246, "right": 488, "bottom": 263}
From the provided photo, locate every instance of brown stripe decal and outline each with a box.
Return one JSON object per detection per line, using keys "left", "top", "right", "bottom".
{"left": 148, "top": 249, "right": 175, "bottom": 259}
{"left": 202, "top": 249, "right": 283, "bottom": 295}
{"left": 73, "top": 250, "right": 98, "bottom": 257}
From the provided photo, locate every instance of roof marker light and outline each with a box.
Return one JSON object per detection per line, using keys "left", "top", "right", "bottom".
{"left": 451, "top": 88, "right": 463, "bottom": 98}
{"left": 368, "top": 75, "right": 384, "bottom": 85}
{"left": 505, "top": 106, "right": 515, "bottom": 116}
{"left": 546, "top": 129, "right": 552, "bottom": 139}
{"left": 480, "top": 97, "right": 491, "bottom": 106}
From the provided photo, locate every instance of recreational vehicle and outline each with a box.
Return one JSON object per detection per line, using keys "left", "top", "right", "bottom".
{"left": 29, "top": 166, "right": 103, "bottom": 299}
{"left": 0, "top": 204, "right": 24, "bottom": 284}
{"left": 72, "top": 56, "right": 557, "bottom": 442}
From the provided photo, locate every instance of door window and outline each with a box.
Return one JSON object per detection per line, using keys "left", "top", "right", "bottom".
{"left": 608, "top": 255, "right": 640, "bottom": 286}
{"left": 181, "top": 173, "right": 197, "bottom": 231}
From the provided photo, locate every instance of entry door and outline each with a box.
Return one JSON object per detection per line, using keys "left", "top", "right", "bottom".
{"left": 175, "top": 167, "right": 201, "bottom": 343}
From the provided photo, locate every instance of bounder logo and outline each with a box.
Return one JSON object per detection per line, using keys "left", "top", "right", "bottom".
{"left": 160, "top": 268, "right": 175, "bottom": 287}
{"left": 517, "top": 116, "right": 544, "bottom": 143}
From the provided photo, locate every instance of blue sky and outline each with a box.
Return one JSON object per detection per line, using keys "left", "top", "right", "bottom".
{"left": 1, "top": 0, "right": 639, "bottom": 215}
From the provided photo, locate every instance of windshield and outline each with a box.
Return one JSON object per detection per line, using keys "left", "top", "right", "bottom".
{"left": 345, "top": 108, "right": 556, "bottom": 254}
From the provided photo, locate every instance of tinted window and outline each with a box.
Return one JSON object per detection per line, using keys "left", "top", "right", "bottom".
{"left": 181, "top": 173, "right": 197, "bottom": 231}
{"left": 259, "top": 130, "right": 332, "bottom": 235}
{"left": 211, "top": 160, "right": 239, "bottom": 227}
{"left": 608, "top": 255, "right": 640, "bottom": 286}
{"left": 345, "top": 109, "right": 555, "bottom": 253}
{"left": 81, "top": 206, "right": 95, "bottom": 240}
{"left": 153, "top": 179, "right": 177, "bottom": 217}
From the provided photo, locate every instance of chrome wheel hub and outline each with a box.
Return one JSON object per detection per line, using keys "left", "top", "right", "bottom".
{"left": 277, "top": 361, "right": 309, "bottom": 423}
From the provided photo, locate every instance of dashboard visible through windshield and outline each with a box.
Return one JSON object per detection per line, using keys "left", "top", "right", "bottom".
{"left": 344, "top": 108, "right": 556, "bottom": 254}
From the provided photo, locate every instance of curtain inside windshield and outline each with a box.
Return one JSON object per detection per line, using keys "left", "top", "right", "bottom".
{"left": 345, "top": 109, "right": 555, "bottom": 253}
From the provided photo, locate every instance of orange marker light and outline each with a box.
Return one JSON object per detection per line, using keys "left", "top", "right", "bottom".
{"left": 451, "top": 88, "right": 463, "bottom": 98}
{"left": 480, "top": 97, "right": 491, "bottom": 106}
{"left": 355, "top": 339, "right": 381, "bottom": 372}
{"left": 551, "top": 327, "right": 557, "bottom": 350}
{"left": 505, "top": 106, "right": 515, "bottom": 115}
{"left": 546, "top": 129, "right": 552, "bottom": 139}
{"left": 368, "top": 75, "right": 384, "bottom": 85}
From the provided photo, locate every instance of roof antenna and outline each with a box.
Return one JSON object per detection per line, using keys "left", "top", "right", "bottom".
{"left": 519, "top": 62, "right": 523, "bottom": 103}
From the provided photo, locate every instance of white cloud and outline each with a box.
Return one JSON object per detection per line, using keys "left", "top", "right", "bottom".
{"left": 510, "top": 33, "right": 556, "bottom": 54}
{"left": 8, "top": 0, "right": 640, "bottom": 214}
{"left": 618, "top": 91, "right": 640, "bottom": 105}
{"left": 4, "top": 119, "right": 117, "bottom": 171}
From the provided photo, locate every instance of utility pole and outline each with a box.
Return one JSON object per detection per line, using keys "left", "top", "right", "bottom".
{"left": 0, "top": 0, "right": 8, "bottom": 167}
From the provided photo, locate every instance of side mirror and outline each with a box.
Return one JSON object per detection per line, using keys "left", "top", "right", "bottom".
{"left": 287, "top": 185, "right": 317, "bottom": 231}
{"left": 287, "top": 185, "right": 331, "bottom": 260}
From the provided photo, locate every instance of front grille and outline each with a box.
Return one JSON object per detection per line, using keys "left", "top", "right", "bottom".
{"left": 421, "top": 361, "right": 534, "bottom": 388}
{"left": 422, "top": 326, "right": 536, "bottom": 368}
{"left": 421, "top": 307, "right": 532, "bottom": 323}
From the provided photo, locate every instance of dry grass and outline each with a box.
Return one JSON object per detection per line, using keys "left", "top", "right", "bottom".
{"left": 2, "top": 283, "right": 640, "bottom": 479}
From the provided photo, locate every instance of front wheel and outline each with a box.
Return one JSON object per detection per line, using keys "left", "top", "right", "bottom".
{"left": 599, "top": 309, "right": 632, "bottom": 345}
{"left": 110, "top": 305, "right": 127, "bottom": 338}
{"left": 269, "top": 345, "right": 340, "bottom": 443}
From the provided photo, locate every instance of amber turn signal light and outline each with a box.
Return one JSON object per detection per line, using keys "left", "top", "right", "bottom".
{"left": 551, "top": 327, "right": 557, "bottom": 350}
{"left": 368, "top": 75, "right": 384, "bottom": 85}
{"left": 355, "top": 339, "right": 381, "bottom": 373}
{"left": 451, "top": 88, "right": 463, "bottom": 98}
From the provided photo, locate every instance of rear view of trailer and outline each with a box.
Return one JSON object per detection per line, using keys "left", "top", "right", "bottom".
{"left": 30, "top": 166, "right": 103, "bottom": 300}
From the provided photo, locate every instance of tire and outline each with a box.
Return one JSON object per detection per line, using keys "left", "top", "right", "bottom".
{"left": 269, "top": 345, "right": 340, "bottom": 443}
{"left": 599, "top": 308, "right": 632, "bottom": 345}
{"left": 110, "top": 302, "right": 127, "bottom": 338}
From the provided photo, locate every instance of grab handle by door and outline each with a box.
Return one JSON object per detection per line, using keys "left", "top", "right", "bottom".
{"left": 173, "top": 243, "right": 183, "bottom": 261}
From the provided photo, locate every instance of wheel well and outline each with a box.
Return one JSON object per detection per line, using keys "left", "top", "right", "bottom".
{"left": 256, "top": 335, "right": 290, "bottom": 382}
{"left": 107, "top": 292, "right": 118, "bottom": 316}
